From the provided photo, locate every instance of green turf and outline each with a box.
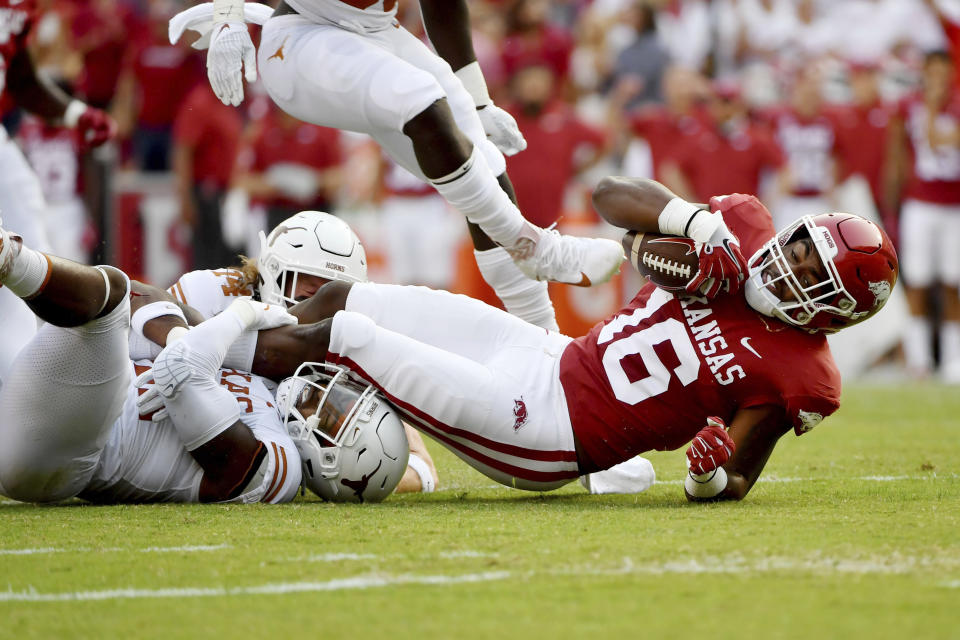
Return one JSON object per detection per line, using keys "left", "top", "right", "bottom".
{"left": 1, "top": 384, "right": 958, "bottom": 639}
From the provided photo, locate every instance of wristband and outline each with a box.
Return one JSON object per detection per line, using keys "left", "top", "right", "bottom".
{"left": 454, "top": 61, "right": 492, "bottom": 108}
{"left": 63, "top": 100, "right": 87, "bottom": 129}
{"left": 658, "top": 198, "right": 722, "bottom": 244}
{"left": 166, "top": 326, "right": 189, "bottom": 345}
{"left": 131, "top": 301, "right": 187, "bottom": 338}
{"left": 407, "top": 453, "right": 436, "bottom": 493}
{"left": 212, "top": 0, "right": 244, "bottom": 22}
{"left": 684, "top": 467, "right": 728, "bottom": 499}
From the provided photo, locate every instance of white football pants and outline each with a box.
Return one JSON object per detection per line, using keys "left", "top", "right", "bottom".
{"left": 0, "top": 270, "right": 132, "bottom": 503}
{"left": 257, "top": 14, "right": 506, "bottom": 181}
{"left": 328, "top": 283, "right": 580, "bottom": 491}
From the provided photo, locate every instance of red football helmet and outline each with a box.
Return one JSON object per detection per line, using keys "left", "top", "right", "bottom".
{"left": 744, "top": 213, "right": 899, "bottom": 333}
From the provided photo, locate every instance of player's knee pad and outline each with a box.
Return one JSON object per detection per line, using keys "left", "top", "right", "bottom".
{"left": 370, "top": 64, "right": 444, "bottom": 132}
{"left": 331, "top": 310, "right": 378, "bottom": 353}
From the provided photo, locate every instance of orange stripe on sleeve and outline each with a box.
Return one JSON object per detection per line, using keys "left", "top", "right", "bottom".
{"left": 264, "top": 445, "right": 289, "bottom": 503}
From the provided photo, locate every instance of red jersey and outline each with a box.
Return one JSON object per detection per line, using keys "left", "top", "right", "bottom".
{"left": 560, "top": 194, "right": 841, "bottom": 472}
{"left": 505, "top": 101, "right": 606, "bottom": 227}
{"left": 764, "top": 106, "right": 839, "bottom": 196}
{"left": 897, "top": 93, "right": 960, "bottom": 204}
{"left": 674, "top": 120, "right": 783, "bottom": 203}
{"left": 172, "top": 84, "right": 242, "bottom": 188}
{"left": 629, "top": 106, "right": 705, "bottom": 180}
{"left": 0, "top": 0, "right": 35, "bottom": 104}
{"left": 833, "top": 101, "right": 895, "bottom": 206}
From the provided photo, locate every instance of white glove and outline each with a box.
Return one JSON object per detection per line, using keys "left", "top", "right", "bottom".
{"left": 478, "top": 104, "right": 527, "bottom": 156}
{"left": 169, "top": 2, "right": 274, "bottom": 50}
{"left": 206, "top": 21, "right": 257, "bottom": 106}
{"left": 226, "top": 297, "right": 298, "bottom": 331}
{"left": 135, "top": 369, "right": 168, "bottom": 423}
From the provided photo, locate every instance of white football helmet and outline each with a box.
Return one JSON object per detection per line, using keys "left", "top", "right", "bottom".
{"left": 277, "top": 362, "right": 409, "bottom": 503}
{"left": 257, "top": 211, "right": 367, "bottom": 307}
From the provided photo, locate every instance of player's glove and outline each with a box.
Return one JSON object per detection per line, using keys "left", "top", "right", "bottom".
{"left": 206, "top": 21, "right": 257, "bottom": 106}
{"left": 225, "top": 297, "right": 298, "bottom": 331}
{"left": 686, "top": 417, "right": 735, "bottom": 476}
{"left": 477, "top": 104, "right": 527, "bottom": 156}
{"left": 135, "top": 369, "right": 167, "bottom": 422}
{"left": 63, "top": 101, "right": 117, "bottom": 149}
{"left": 687, "top": 221, "right": 748, "bottom": 299}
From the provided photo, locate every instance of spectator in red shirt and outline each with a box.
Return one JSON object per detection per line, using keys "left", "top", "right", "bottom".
{"left": 70, "top": 0, "right": 139, "bottom": 110}
{"left": 761, "top": 65, "right": 841, "bottom": 229}
{"left": 662, "top": 80, "right": 784, "bottom": 204}
{"left": 616, "top": 65, "right": 709, "bottom": 185}
{"left": 113, "top": 2, "right": 203, "bottom": 171}
{"left": 172, "top": 83, "right": 243, "bottom": 271}
{"left": 886, "top": 51, "right": 960, "bottom": 381}
{"left": 232, "top": 102, "right": 343, "bottom": 233}
{"left": 833, "top": 61, "right": 898, "bottom": 232}
{"left": 504, "top": 62, "right": 607, "bottom": 228}
{"left": 501, "top": 0, "right": 574, "bottom": 87}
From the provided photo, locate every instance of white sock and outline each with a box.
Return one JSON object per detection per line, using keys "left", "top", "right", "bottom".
{"left": 3, "top": 244, "right": 50, "bottom": 299}
{"left": 430, "top": 147, "right": 529, "bottom": 247}
{"left": 940, "top": 321, "right": 960, "bottom": 368}
{"left": 474, "top": 247, "right": 559, "bottom": 331}
{"left": 903, "top": 315, "right": 933, "bottom": 373}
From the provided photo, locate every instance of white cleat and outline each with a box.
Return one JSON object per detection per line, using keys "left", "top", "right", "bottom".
{"left": 509, "top": 227, "right": 625, "bottom": 286}
{"left": 0, "top": 219, "right": 23, "bottom": 282}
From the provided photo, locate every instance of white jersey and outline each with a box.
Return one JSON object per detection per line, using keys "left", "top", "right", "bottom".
{"left": 79, "top": 361, "right": 301, "bottom": 504}
{"left": 168, "top": 268, "right": 254, "bottom": 319}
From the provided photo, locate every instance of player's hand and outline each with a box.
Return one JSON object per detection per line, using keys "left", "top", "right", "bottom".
{"left": 206, "top": 22, "right": 257, "bottom": 106}
{"left": 686, "top": 417, "right": 735, "bottom": 476}
{"left": 135, "top": 369, "right": 169, "bottom": 422}
{"left": 477, "top": 104, "right": 527, "bottom": 156}
{"left": 226, "top": 297, "right": 298, "bottom": 331}
{"left": 75, "top": 107, "right": 117, "bottom": 149}
{"left": 687, "top": 219, "right": 748, "bottom": 299}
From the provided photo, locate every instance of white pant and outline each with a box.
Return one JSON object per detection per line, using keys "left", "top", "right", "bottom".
{"left": 0, "top": 127, "right": 52, "bottom": 388}
{"left": 330, "top": 283, "right": 580, "bottom": 491}
{"left": 0, "top": 270, "right": 131, "bottom": 503}
{"left": 899, "top": 199, "right": 960, "bottom": 288}
{"left": 257, "top": 13, "right": 506, "bottom": 181}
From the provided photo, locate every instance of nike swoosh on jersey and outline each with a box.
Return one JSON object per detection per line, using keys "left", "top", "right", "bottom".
{"left": 741, "top": 337, "right": 762, "bottom": 359}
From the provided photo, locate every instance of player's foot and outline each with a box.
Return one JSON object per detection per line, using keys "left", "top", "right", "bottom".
{"left": 0, "top": 220, "right": 24, "bottom": 282}
{"left": 508, "top": 227, "right": 624, "bottom": 286}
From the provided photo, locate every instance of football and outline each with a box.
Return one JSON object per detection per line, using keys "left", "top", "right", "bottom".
{"left": 622, "top": 231, "right": 700, "bottom": 291}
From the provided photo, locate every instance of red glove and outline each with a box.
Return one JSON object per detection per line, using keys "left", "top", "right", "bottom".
{"left": 75, "top": 106, "right": 117, "bottom": 150}
{"left": 686, "top": 417, "right": 735, "bottom": 476}
{"left": 686, "top": 223, "right": 748, "bottom": 299}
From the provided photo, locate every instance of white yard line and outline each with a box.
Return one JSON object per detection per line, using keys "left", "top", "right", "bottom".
{"left": 0, "top": 571, "right": 512, "bottom": 602}
{"left": 2, "top": 553, "right": 959, "bottom": 603}
{"left": 0, "top": 544, "right": 231, "bottom": 556}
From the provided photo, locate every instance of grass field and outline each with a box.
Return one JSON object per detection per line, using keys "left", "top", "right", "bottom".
{"left": 1, "top": 383, "right": 958, "bottom": 640}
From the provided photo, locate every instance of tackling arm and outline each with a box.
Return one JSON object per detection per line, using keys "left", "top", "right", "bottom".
{"left": 685, "top": 405, "right": 790, "bottom": 502}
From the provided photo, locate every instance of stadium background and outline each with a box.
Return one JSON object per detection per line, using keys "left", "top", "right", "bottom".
{"left": 4, "top": 0, "right": 959, "bottom": 376}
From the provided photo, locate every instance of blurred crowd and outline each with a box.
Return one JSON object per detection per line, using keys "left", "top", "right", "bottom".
{"left": 4, "top": 0, "right": 960, "bottom": 380}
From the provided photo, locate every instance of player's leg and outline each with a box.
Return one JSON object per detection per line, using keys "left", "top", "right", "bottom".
{"left": 325, "top": 310, "right": 579, "bottom": 491}
{"left": 258, "top": 17, "right": 622, "bottom": 291}
{"left": 343, "top": 281, "right": 559, "bottom": 363}
{"left": 0, "top": 128, "right": 52, "bottom": 386}
{"left": 0, "top": 227, "right": 132, "bottom": 501}
{"left": 899, "top": 200, "right": 936, "bottom": 377}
